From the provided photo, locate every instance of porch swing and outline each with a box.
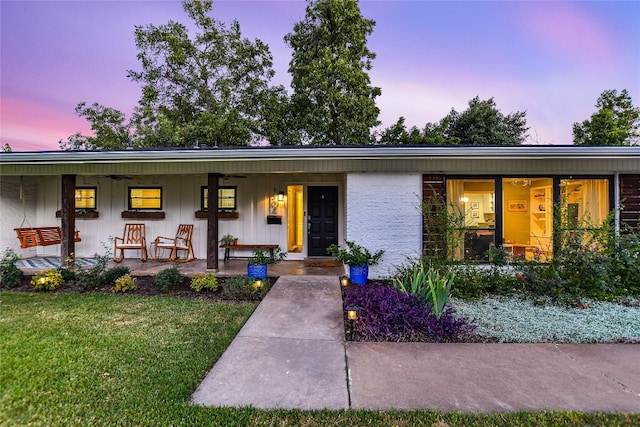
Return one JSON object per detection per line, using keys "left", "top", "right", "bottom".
{"left": 13, "top": 177, "right": 81, "bottom": 248}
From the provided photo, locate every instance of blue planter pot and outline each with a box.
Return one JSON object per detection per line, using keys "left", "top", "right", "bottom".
{"left": 349, "top": 264, "right": 369, "bottom": 286}
{"left": 247, "top": 264, "right": 268, "bottom": 279}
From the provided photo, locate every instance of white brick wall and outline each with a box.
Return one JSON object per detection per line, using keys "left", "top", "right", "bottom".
{"left": 345, "top": 173, "right": 423, "bottom": 279}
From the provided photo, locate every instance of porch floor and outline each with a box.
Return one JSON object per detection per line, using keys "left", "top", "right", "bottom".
{"left": 16, "top": 257, "right": 346, "bottom": 277}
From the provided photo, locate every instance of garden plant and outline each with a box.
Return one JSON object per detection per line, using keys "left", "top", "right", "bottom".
{"left": 0, "top": 247, "right": 23, "bottom": 289}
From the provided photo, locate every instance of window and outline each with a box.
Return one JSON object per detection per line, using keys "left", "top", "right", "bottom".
{"left": 502, "top": 177, "right": 553, "bottom": 261}
{"left": 440, "top": 176, "right": 612, "bottom": 263}
{"left": 128, "top": 187, "right": 162, "bottom": 210}
{"left": 75, "top": 187, "right": 97, "bottom": 210}
{"left": 446, "top": 178, "right": 496, "bottom": 261}
{"left": 201, "top": 186, "right": 237, "bottom": 211}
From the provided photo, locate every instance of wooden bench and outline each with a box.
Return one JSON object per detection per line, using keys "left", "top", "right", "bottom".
{"left": 14, "top": 227, "right": 81, "bottom": 248}
{"left": 220, "top": 243, "right": 279, "bottom": 262}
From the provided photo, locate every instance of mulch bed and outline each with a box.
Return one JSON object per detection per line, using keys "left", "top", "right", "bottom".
{"left": 9, "top": 275, "right": 496, "bottom": 343}
{"left": 9, "top": 275, "right": 275, "bottom": 303}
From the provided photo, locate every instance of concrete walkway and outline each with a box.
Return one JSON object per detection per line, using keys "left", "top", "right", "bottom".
{"left": 192, "top": 275, "right": 640, "bottom": 413}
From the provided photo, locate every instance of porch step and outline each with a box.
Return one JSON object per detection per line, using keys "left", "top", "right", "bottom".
{"left": 303, "top": 257, "right": 343, "bottom": 267}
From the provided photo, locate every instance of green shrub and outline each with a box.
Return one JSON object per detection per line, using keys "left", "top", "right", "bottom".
{"left": 57, "top": 267, "right": 77, "bottom": 283}
{"left": 0, "top": 247, "right": 23, "bottom": 289}
{"left": 101, "top": 266, "right": 131, "bottom": 286}
{"left": 31, "top": 268, "right": 63, "bottom": 291}
{"left": 393, "top": 263, "right": 455, "bottom": 320}
{"left": 190, "top": 272, "right": 219, "bottom": 292}
{"left": 153, "top": 265, "right": 183, "bottom": 291}
{"left": 75, "top": 264, "right": 104, "bottom": 291}
{"left": 111, "top": 274, "right": 137, "bottom": 293}
{"left": 222, "top": 276, "right": 269, "bottom": 300}
{"left": 327, "top": 240, "right": 384, "bottom": 266}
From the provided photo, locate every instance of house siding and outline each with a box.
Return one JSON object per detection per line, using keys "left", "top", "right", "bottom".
{"left": 620, "top": 174, "right": 640, "bottom": 232}
{"left": 346, "top": 173, "right": 423, "bottom": 278}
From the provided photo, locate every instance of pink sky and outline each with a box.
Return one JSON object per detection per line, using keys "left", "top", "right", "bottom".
{"left": 1, "top": 0, "right": 639, "bottom": 151}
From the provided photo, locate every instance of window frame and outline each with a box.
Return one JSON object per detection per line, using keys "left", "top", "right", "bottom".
{"left": 442, "top": 174, "right": 614, "bottom": 262}
{"left": 128, "top": 186, "right": 163, "bottom": 211}
{"left": 201, "top": 185, "right": 238, "bottom": 212}
{"left": 74, "top": 186, "right": 97, "bottom": 210}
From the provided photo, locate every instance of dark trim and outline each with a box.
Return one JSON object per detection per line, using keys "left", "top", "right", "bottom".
{"left": 207, "top": 173, "right": 221, "bottom": 271}
{"left": 61, "top": 175, "right": 76, "bottom": 266}
{"left": 75, "top": 186, "right": 97, "bottom": 210}
{"left": 121, "top": 211, "right": 165, "bottom": 219}
{"left": 620, "top": 174, "right": 640, "bottom": 232}
{"left": 195, "top": 210, "right": 238, "bottom": 219}
{"left": 127, "top": 186, "right": 163, "bottom": 210}
{"left": 56, "top": 210, "right": 99, "bottom": 219}
{"left": 201, "top": 185, "right": 237, "bottom": 211}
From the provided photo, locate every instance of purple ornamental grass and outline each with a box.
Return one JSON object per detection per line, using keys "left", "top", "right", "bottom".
{"left": 344, "top": 282, "right": 475, "bottom": 342}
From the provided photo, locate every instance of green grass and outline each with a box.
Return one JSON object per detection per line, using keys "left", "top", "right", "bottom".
{"left": 1, "top": 293, "right": 638, "bottom": 427}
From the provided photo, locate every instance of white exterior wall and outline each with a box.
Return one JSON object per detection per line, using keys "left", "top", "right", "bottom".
{"left": 345, "top": 173, "right": 423, "bottom": 279}
{"left": 0, "top": 176, "right": 38, "bottom": 258}
{"left": 1, "top": 173, "right": 344, "bottom": 261}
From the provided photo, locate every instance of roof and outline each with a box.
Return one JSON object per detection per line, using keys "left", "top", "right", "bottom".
{"left": 2, "top": 145, "right": 639, "bottom": 176}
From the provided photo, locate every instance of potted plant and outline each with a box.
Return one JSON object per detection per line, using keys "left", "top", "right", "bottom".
{"left": 327, "top": 240, "right": 384, "bottom": 285}
{"left": 220, "top": 234, "right": 238, "bottom": 246}
{"left": 247, "top": 248, "right": 287, "bottom": 279}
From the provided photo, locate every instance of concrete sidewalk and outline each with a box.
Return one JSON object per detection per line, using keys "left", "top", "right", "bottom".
{"left": 191, "top": 275, "right": 349, "bottom": 409}
{"left": 191, "top": 275, "right": 640, "bottom": 412}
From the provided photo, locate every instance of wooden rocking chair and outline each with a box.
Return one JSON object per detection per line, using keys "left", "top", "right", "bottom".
{"left": 113, "top": 223, "right": 148, "bottom": 263}
{"left": 153, "top": 224, "right": 196, "bottom": 262}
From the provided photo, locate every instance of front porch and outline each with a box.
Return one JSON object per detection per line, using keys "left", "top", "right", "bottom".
{"left": 15, "top": 257, "right": 345, "bottom": 277}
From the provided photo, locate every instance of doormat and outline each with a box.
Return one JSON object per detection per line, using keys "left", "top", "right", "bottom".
{"left": 15, "top": 257, "right": 98, "bottom": 269}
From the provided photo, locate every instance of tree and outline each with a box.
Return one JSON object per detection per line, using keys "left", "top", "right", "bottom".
{"left": 59, "top": 102, "right": 131, "bottom": 150}
{"left": 285, "top": 0, "right": 381, "bottom": 145}
{"left": 378, "top": 97, "right": 528, "bottom": 145}
{"left": 573, "top": 89, "right": 640, "bottom": 146}
{"left": 440, "top": 97, "right": 528, "bottom": 145}
{"left": 61, "top": 0, "right": 284, "bottom": 149}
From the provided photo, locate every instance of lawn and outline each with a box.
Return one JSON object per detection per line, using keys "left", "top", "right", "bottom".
{"left": 1, "top": 292, "right": 638, "bottom": 427}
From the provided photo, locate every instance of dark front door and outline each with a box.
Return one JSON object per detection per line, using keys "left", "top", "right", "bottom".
{"left": 307, "top": 186, "right": 338, "bottom": 256}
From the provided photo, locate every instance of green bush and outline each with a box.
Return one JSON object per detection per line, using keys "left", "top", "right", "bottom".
{"left": 222, "top": 276, "right": 269, "bottom": 300}
{"left": 75, "top": 264, "right": 104, "bottom": 290}
{"left": 100, "top": 266, "right": 131, "bottom": 286}
{"left": 153, "top": 265, "right": 183, "bottom": 291}
{"left": 190, "top": 272, "right": 219, "bottom": 292}
{"left": 0, "top": 247, "right": 23, "bottom": 289}
{"left": 449, "top": 264, "right": 522, "bottom": 300}
{"left": 111, "top": 274, "right": 137, "bottom": 293}
{"left": 57, "top": 267, "right": 77, "bottom": 283}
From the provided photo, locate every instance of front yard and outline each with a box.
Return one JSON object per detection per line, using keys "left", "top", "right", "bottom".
{"left": 1, "top": 292, "right": 639, "bottom": 426}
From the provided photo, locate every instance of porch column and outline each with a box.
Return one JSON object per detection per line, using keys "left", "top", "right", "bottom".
{"left": 207, "top": 173, "right": 221, "bottom": 271}
{"left": 61, "top": 174, "right": 76, "bottom": 266}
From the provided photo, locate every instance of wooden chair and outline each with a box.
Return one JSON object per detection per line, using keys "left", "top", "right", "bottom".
{"left": 113, "top": 223, "right": 148, "bottom": 263}
{"left": 153, "top": 224, "right": 196, "bottom": 262}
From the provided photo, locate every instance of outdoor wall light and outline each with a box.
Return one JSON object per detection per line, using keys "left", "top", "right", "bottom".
{"left": 277, "top": 191, "right": 285, "bottom": 203}
{"left": 340, "top": 276, "right": 349, "bottom": 287}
